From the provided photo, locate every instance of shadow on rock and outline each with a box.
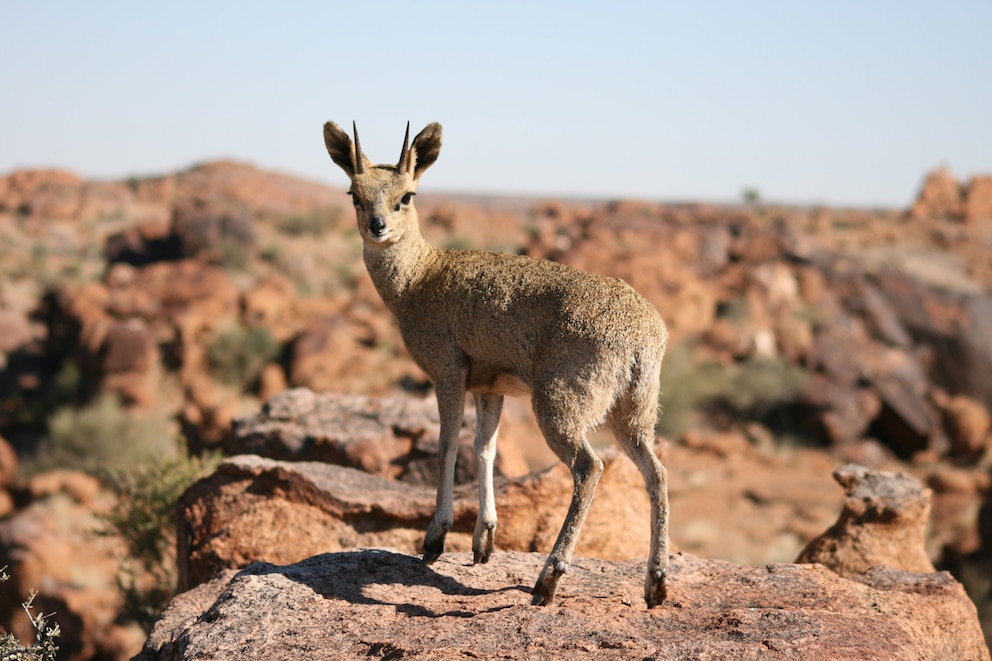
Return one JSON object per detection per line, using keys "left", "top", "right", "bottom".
{"left": 234, "top": 549, "right": 527, "bottom": 618}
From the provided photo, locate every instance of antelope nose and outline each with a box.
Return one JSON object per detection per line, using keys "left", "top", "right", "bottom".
{"left": 369, "top": 216, "right": 387, "bottom": 236}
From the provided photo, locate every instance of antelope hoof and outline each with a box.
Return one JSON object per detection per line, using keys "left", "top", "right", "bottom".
{"left": 646, "top": 570, "right": 668, "bottom": 608}
{"left": 531, "top": 564, "right": 564, "bottom": 606}
{"left": 472, "top": 546, "right": 492, "bottom": 565}
{"left": 422, "top": 533, "right": 446, "bottom": 564}
{"left": 472, "top": 525, "right": 496, "bottom": 564}
{"left": 530, "top": 586, "right": 555, "bottom": 606}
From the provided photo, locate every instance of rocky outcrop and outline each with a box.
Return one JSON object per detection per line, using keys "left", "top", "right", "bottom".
{"left": 43, "top": 260, "right": 240, "bottom": 408}
{"left": 796, "top": 464, "right": 935, "bottom": 575}
{"left": 138, "top": 549, "right": 988, "bottom": 661}
{"left": 175, "top": 452, "right": 653, "bottom": 593}
{"left": 228, "top": 388, "right": 529, "bottom": 484}
{"left": 910, "top": 167, "right": 992, "bottom": 224}
{"left": 0, "top": 471, "right": 145, "bottom": 661}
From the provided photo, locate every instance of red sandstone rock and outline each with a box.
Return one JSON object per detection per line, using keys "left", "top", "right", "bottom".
{"left": 0, "top": 471, "right": 144, "bottom": 660}
{"left": 910, "top": 166, "right": 964, "bottom": 220}
{"left": 964, "top": 175, "right": 992, "bottom": 224}
{"left": 797, "top": 464, "right": 935, "bottom": 575}
{"left": 138, "top": 549, "right": 989, "bottom": 661}
{"left": 175, "top": 451, "right": 652, "bottom": 593}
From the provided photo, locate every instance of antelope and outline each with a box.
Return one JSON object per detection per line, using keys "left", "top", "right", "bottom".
{"left": 322, "top": 120, "right": 671, "bottom": 607}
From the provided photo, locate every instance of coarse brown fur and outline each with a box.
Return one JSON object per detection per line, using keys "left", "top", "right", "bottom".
{"left": 323, "top": 120, "right": 671, "bottom": 607}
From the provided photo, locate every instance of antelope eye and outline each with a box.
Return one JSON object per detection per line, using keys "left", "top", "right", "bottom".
{"left": 393, "top": 192, "right": 415, "bottom": 212}
{"left": 347, "top": 192, "right": 362, "bottom": 209}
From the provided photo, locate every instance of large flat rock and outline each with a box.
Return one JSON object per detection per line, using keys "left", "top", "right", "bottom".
{"left": 139, "top": 549, "right": 987, "bottom": 661}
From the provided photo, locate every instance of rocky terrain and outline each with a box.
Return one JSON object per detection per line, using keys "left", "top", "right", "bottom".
{"left": 0, "top": 161, "right": 990, "bottom": 659}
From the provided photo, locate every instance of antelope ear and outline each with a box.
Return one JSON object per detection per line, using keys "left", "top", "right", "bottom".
{"left": 410, "top": 123, "right": 442, "bottom": 180}
{"left": 323, "top": 121, "right": 357, "bottom": 178}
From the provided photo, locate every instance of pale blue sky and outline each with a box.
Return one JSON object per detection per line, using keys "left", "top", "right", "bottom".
{"left": 2, "top": 1, "right": 990, "bottom": 206}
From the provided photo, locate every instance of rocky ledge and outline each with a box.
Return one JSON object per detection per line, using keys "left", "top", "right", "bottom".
{"left": 139, "top": 548, "right": 985, "bottom": 660}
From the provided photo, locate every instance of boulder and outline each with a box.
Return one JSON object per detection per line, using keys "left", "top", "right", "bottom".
{"left": 228, "top": 389, "right": 529, "bottom": 485}
{"left": 175, "top": 452, "right": 653, "bottom": 593}
{"left": 96, "top": 317, "right": 160, "bottom": 407}
{"left": 0, "top": 309, "right": 33, "bottom": 354}
{"left": 138, "top": 549, "right": 988, "bottom": 661}
{"left": 910, "top": 167, "right": 964, "bottom": 220}
{"left": 796, "top": 464, "right": 935, "bottom": 575}
{"left": 169, "top": 195, "right": 255, "bottom": 260}
{"left": 873, "top": 270, "right": 992, "bottom": 411}
{"left": 0, "top": 470, "right": 143, "bottom": 661}
{"left": 104, "top": 218, "right": 178, "bottom": 265}
{"left": 964, "top": 175, "right": 992, "bottom": 224}
{"left": 938, "top": 393, "right": 992, "bottom": 459}
{"left": 0, "top": 169, "right": 85, "bottom": 220}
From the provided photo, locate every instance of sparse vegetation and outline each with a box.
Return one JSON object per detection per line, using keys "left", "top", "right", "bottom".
{"left": 206, "top": 324, "right": 280, "bottom": 389}
{"left": 217, "top": 237, "right": 252, "bottom": 271}
{"left": 276, "top": 207, "right": 341, "bottom": 237}
{"left": 38, "top": 393, "right": 178, "bottom": 475}
{"left": 99, "top": 452, "right": 221, "bottom": 631}
{"left": 658, "top": 342, "right": 811, "bottom": 440}
{"left": 0, "top": 568, "right": 60, "bottom": 661}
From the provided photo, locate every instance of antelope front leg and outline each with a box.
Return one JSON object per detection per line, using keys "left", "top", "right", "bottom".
{"left": 423, "top": 381, "right": 466, "bottom": 564}
{"left": 472, "top": 393, "right": 503, "bottom": 564}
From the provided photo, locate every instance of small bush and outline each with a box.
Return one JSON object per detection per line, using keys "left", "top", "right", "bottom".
{"left": 277, "top": 207, "right": 341, "bottom": 238}
{"left": 206, "top": 325, "right": 280, "bottom": 389}
{"left": 0, "top": 568, "right": 60, "bottom": 660}
{"left": 658, "top": 342, "right": 810, "bottom": 439}
{"left": 40, "top": 393, "right": 178, "bottom": 475}
{"left": 99, "top": 452, "right": 220, "bottom": 631}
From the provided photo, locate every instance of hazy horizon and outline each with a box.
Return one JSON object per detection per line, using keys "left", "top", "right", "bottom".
{"left": 3, "top": 1, "right": 990, "bottom": 208}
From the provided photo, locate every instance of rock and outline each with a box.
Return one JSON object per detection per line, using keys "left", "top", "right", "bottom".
{"left": 138, "top": 549, "right": 988, "bottom": 661}
{"left": 0, "top": 435, "right": 18, "bottom": 489}
{"left": 863, "top": 348, "right": 941, "bottom": 457}
{"left": 0, "top": 470, "right": 139, "bottom": 660}
{"left": 851, "top": 278, "right": 913, "bottom": 348}
{"left": 96, "top": 317, "right": 160, "bottom": 407}
{"left": 964, "top": 175, "right": 992, "bottom": 224}
{"left": 874, "top": 270, "right": 992, "bottom": 411}
{"left": 939, "top": 393, "right": 992, "bottom": 459}
{"left": 105, "top": 218, "right": 178, "bottom": 265}
{"left": 802, "top": 375, "right": 880, "bottom": 445}
{"left": 180, "top": 374, "right": 241, "bottom": 454}
{"left": 910, "top": 167, "right": 964, "bottom": 220}
{"left": 43, "top": 259, "right": 241, "bottom": 408}
{"left": 0, "top": 309, "right": 33, "bottom": 354}
{"left": 0, "top": 169, "right": 85, "bottom": 219}
{"left": 796, "top": 464, "right": 935, "bottom": 575}
{"left": 286, "top": 313, "right": 413, "bottom": 394}
{"left": 256, "top": 363, "right": 287, "bottom": 401}
{"left": 169, "top": 161, "right": 346, "bottom": 220}
{"left": 170, "top": 195, "right": 255, "bottom": 260}
{"left": 176, "top": 452, "right": 653, "bottom": 593}
{"left": 229, "top": 389, "right": 528, "bottom": 485}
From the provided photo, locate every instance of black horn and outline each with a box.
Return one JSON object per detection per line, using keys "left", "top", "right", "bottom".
{"left": 352, "top": 121, "right": 366, "bottom": 175}
{"left": 396, "top": 121, "right": 411, "bottom": 173}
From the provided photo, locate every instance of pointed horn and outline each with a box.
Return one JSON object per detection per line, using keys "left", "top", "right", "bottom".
{"left": 352, "top": 121, "right": 366, "bottom": 175}
{"left": 396, "top": 121, "right": 411, "bottom": 173}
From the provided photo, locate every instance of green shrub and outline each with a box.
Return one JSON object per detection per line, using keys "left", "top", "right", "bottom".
{"left": 658, "top": 342, "right": 810, "bottom": 439}
{"left": 217, "top": 238, "right": 252, "bottom": 271}
{"left": 39, "top": 393, "right": 178, "bottom": 475}
{"left": 206, "top": 325, "right": 280, "bottom": 389}
{"left": 277, "top": 207, "right": 341, "bottom": 237}
{"left": 99, "top": 452, "right": 220, "bottom": 631}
